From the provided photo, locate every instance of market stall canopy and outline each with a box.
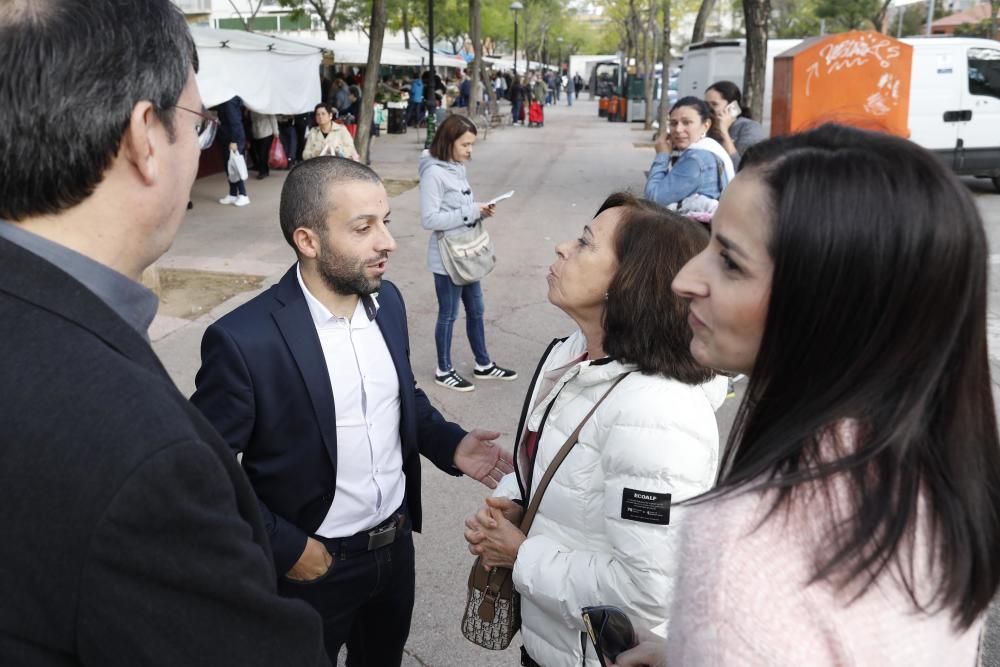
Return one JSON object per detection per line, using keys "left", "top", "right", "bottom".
{"left": 482, "top": 55, "right": 546, "bottom": 73}
{"left": 191, "top": 27, "right": 322, "bottom": 113}
{"left": 268, "top": 34, "right": 426, "bottom": 66}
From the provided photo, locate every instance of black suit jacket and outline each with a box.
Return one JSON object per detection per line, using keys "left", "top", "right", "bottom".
{"left": 0, "top": 238, "right": 328, "bottom": 666}
{"left": 190, "top": 267, "right": 467, "bottom": 575}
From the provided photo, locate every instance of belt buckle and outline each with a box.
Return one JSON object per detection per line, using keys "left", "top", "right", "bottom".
{"left": 367, "top": 520, "right": 397, "bottom": 551}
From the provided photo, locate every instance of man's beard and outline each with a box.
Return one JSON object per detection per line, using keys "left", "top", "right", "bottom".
{"left": 316, "top": 238, "right": 387, "bottom": 297}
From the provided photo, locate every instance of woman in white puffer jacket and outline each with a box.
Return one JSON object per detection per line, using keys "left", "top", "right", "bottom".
{"left": 464, "top": 192, "right": 728, "bottom": 667}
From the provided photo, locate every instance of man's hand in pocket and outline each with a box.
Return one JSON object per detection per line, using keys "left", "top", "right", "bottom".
{"left": 285, "top": 537, "right": 333, "bottom": 582}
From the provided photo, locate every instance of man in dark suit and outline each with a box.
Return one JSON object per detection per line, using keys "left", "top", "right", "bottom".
{"left": 0, "top": 2, "right": 328, "bottom": 665}
{"left": 191, "top": 157, "right": 514, "bottom": 665}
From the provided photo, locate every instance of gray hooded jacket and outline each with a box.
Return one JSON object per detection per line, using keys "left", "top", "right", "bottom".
{"left": 419, "top": 152, "right": 482, "bottom": 275}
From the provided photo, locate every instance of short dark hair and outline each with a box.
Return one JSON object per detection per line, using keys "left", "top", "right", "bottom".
{"left": 0, "top": 0, "right": 197, "bottom": 222}
{"left": 705, "top": 80, "right": 751, "bottom": 119}
{"left": 279, "top": 156, "right": 383, "bottom": 251}
{"left": 429, "top": 115, "right": 478, "bottom": 162}
{"left": 671, "top": 96, "right": 724, "bottom": 144}
{"left": 314, "top": 102, "right": 337, "bottom": 118}
{"left": 717, "top": 124, "right": 1000, "bottom": 629}
{"left": 597, "top": 192, "right": 713, "bottom": 384}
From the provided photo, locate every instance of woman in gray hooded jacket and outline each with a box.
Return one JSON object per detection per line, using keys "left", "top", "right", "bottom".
{"left": 419, "top": 115, "right": 517, "bottom": 392}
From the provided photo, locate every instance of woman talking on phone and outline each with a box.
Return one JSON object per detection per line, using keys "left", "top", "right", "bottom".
{"left": 703, "top": 81, "right": 766, "bottom": 170}
{"left": 643, "top": 97, "right": 734, "bottom": 216}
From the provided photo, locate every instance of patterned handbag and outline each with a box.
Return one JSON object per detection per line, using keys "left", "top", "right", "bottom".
{"left": 460, "top": 374, "right": 631, "bottom": 650}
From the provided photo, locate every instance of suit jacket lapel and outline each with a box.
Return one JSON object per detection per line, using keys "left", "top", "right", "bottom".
{"left": 375, "top": 297, "right": 414, "bottom": 458}
{"left": 271, "top": 267, "right": 339, "bottom": 470}
{"left": 0, "top": 237, "right": 168, "bottom": 377}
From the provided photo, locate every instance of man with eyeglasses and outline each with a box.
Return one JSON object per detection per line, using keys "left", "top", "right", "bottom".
{"left": 0, "top": 1, "right": 328, "bottom": 665}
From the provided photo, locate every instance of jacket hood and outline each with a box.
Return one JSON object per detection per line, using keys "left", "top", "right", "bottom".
{"left": 418, "top": 151, "right": 465, "bottom": 179}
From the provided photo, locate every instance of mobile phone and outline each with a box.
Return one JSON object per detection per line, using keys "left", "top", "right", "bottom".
{"left": 581, "top": 605, "right": 637, "bottom": 667}
{"left": 725, "top": 100, "right": 742, "bottom": 119}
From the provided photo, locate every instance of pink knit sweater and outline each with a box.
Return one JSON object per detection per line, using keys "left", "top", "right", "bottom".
{"left": 664, "top": 485, "right": 983, "bottom": 665}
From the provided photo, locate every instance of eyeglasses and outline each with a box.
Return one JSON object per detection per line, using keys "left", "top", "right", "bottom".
{"left": 174, "top": 105, "right": 219, "bottom": 151}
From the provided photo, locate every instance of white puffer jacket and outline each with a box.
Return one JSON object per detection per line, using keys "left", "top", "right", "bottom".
{"left": 493, "top": 332, "right": 727, "bottom": 667}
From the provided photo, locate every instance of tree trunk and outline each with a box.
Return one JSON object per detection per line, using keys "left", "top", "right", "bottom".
{"left": 691, "top": 0, "right": 716, "bottom": 44}
{"left": 310, "top": 0, "right": 338, "bottom": 40}
{"left": 742, "top": 0, "right": 770, "bottom": 121}
{"left": 402, "top": 5, "right": 410, "bottom": 49}
{"left": 643, "top": 0, "right": 657, "bottom": 129}
{"left": 656, "top": 0, "right": 671, "bottom": 131}
{"left": 469, "top": 0, "right": 497, "bottom": 115}
{"left": 870, "top": 0, "right": 894, "bottom": 32}
{"left": 357, "top": 0, "right": 386, "bottom": 164}
{"left": 992, "top": 0, "right": 999, "bottom": 40}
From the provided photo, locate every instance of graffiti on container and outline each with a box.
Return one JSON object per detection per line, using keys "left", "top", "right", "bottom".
{"left": 863, "top": 72, "right": 902, "bottom": 116}
{"left": 805, "top": 34, "right": 903, "bottom": 97}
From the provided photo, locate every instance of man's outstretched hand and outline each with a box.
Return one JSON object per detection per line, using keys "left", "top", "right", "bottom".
{"left": 453, "top": 429, "right": 514, "bottom": 489}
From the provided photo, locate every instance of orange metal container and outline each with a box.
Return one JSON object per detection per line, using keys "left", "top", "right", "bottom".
{"left": 599, "top": 96, "right": 609, "bottom": 117}
{"left": 608, "top": 95, "right": 619, "bottom": 119}
{"left": 771, "top": 31, "right": 913, "bottom": 137}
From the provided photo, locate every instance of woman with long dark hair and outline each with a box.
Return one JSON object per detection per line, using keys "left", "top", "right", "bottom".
{"left": 615, "top": 124, "right": 1000, "bottom": 666}
{"left": 704, "top": 80, "right": 767, "bottom": 170}
{"left": 643, "top": 96, "right": 734, "bottom": 217}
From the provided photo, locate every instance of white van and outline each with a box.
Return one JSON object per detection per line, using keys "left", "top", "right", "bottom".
{"left": 676, "top": 37, "right": 1000, "bottom": 191}
{"left": 675, "top": 39, "right": 803, "bottom": 130}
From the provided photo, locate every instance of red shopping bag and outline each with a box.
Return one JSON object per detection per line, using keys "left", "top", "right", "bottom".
{"left": 268, "top": 135, "right": 288, "bottom": 170}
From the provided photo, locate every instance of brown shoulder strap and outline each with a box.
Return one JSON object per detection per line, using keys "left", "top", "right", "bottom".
{"left": 518, "top": 372, "right": 631, "bottom": 535}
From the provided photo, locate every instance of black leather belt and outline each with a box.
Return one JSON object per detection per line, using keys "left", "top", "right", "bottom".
{"left": 319, "top": 507, "right": 407, "bottom": 558}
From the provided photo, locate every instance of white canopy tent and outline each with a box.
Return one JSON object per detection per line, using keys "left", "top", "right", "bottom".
{"left": 482, "top": 55, "right": 545, "bottom": 74}
{"left": 276, "top": 34, "right": 468, "bottom": 69}
{"left": 191, "top": 27, "right": 322, "bottom": 113}
{"left": 270, "top": 34, "right": 427, "bottom": 67}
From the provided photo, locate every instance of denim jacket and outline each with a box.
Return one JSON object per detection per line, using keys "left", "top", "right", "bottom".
{"left": 644, "top": 148, "right": 727, "bottom": 208}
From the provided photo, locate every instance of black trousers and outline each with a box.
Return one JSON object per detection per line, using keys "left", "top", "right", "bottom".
{"left": 251, "top": 135, "right": 272, "bottom": 177}
{"left": 278, "top": 519, "right": 416, "bottom": 666}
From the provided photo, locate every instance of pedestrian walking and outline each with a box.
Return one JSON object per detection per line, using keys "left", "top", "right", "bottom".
{"left": 617, "top": 123, "right": 1000, "bottom": 667}
{"left": 510, "top": 75, "right": 525, "bottom": 125}
{"left": 418, "top": 115, "right": 517, "bottom": 391}
{"left": 406, "top": 75, "right": 425, "bottom": 127}
{"left": 192, "top": 157, "right": 512, "bottom": 665}
{"left": 215, "top": 95, "right": 250, "bottom": 206}
{"left": 573, "top": 73, "right": 584, "bottom": 99}
{"left": 250, "top": 110, "right": 279, "bottom": 179}
{"left": 0, "top": 1, "right": 328, "bottom": 664}
{"left": 562, "top": 73, "right": 572, "bottom": 106}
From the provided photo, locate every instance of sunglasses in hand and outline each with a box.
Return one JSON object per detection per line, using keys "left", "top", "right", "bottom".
{"left": 581, "top": 605, "right": 638, "bottom": 667}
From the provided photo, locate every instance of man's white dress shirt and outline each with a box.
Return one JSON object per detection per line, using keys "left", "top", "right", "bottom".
{"left": 297, "top": 267, "right": 405, "bottom": 538}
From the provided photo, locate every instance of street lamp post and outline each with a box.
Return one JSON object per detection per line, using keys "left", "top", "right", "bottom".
{"left": 510, "top": 1, "right": 523, "bottom": 75}
{"left": 424, "top": 0, "right": 436, "bottom": 148}
{"left": 556, "top": 36, "right": 563, "bottom": 73}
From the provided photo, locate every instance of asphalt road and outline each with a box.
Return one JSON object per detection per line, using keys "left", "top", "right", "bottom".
{"left": 153, "top": 98, "right": 1000, "bottom": 666}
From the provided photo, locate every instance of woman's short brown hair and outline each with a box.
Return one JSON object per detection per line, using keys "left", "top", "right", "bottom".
{"left": 599, "top": 192, "right": 713, "bottom": 384}
{"left": 428, "top": 114, "right": 478, "bottom": 162}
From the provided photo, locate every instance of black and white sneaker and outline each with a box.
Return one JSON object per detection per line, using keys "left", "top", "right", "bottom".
{"left": 434, "top": 369, "right": 475, "bottom": 392}
{"left": 473, "top": 363, "right": 518, "bottom": 381}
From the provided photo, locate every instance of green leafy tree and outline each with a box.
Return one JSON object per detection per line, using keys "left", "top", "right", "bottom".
{"left": 814, "top": 0, "right": 893, "bottom": 32}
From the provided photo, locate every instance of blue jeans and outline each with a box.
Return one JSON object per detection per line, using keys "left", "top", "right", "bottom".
{"left": 433, "top": 273, "right": 490, "bottom": 371}
{"left": 511, "top": 100, "right": 523, "bottom": 124}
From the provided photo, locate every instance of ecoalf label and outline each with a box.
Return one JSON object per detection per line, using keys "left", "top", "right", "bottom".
{"left": 620, "top": 488, "right": 671, "bottom": 525}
